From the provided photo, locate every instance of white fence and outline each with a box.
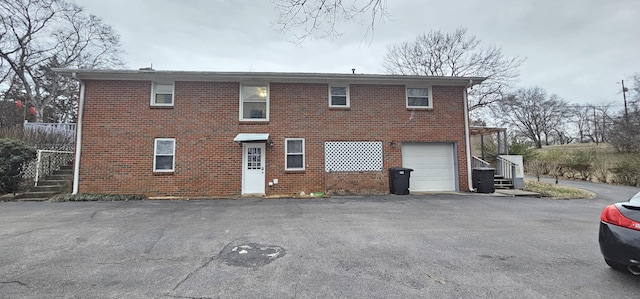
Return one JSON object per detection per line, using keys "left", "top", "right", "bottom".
{"left": 24, "top": 120, "right": 76, "bottom": 139}
{"left": 22, "top": 150, "right": 74, "bottom": 186}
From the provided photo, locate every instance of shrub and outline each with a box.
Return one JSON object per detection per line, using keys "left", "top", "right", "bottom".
{"left": 592, "top": 154, "right": 610, "bottom": 183}
{"left": 49, "top": 193, "right": 147, "bottom": 202}
{"left": 564, "top": 150, "right": 594, "bottom": 181}
{"left": 0, "top": 138, "right": 37, "bottom": 193}
{"left": 611, "top": 154, "right": 640, "bottom": 187}
{"left": 542, "top": 150, "right": 566, "bottom": 184}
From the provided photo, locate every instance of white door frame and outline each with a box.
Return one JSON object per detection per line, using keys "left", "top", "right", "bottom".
{"left": 241, "top": 143, "right": 266, "bottom": 195}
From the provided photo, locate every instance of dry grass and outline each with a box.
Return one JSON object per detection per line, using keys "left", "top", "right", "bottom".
{"left": 524, "top": 179, "right": 595, "bottom": 199}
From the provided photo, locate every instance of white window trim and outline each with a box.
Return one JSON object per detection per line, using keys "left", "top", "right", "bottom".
{"left": 150, "top": 82, "right": 175, "bottom": 107}
{"left": 239, "top": 83, "right": 270, "bottom": 121}
{"left": 153, "top": 138, "right": 175, "bottom": 172}
{"left": 285, "top": 138, "right": 305, "bottom": 171}
{"left": 329, "top": 84, "right": 350, "bottom": 107}
{"left": 406, "top": 86, "right": 433, "bottom": 109}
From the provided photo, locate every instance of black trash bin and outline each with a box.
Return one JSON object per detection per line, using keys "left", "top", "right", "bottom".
{"left": 472, "top": 167, "right": 495, "bottom": 193}
{"left": 389, "top": 167, "right": 414, "bottom": 195}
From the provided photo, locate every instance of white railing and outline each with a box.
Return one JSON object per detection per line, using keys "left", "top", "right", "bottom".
{"left": 496, "top": 156, "right": 516, "bottom": 181}
{"left": 24, "top": 120, "right": 76, "bottom": 139}
{"left": 472, "top": 156, "right": 490, "bottom": 168}
{"left": 24, "top": 150, "right": 74, "bottom": 186}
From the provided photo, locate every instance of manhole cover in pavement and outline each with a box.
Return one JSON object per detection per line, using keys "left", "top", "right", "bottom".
{"left": 220, "top": 242, "right": 286, "bottom": 267}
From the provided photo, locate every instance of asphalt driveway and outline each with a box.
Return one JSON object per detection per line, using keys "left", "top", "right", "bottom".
{"left": 1, "top": 187, "right": 639, "bottom": 298}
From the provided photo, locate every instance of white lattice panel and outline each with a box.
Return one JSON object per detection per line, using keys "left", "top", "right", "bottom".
{"left": 324, "top": 141, "right": 383, "bottom": 172}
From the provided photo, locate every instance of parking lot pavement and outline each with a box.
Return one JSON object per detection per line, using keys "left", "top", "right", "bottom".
{"left": 1, "top": 194, "right": 639, "bottom": 298}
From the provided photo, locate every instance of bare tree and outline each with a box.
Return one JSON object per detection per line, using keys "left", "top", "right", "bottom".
{"left": 494, "top": 87, "right": 569, "bottom": 148}
{"left": 571, "top": 104, "right": 592, "bottom": 143}
{"left": 0, "top": 0, "right": 123, "bottom": 123}
{"left": 272, "top": 0, "right": 386, "bottom": 42}
{"left": 608, "top": 94, "right": 640, "bottom": 153}
{"left": 382, "top": 28, "right": 524, "bottom": 112}
{"left": 631, "top": 73, "right": 640, "bottom": 105}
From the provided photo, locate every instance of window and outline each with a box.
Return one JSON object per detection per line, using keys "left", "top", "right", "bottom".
{"left": 406, "top": 87, "right": 432, "bottom": 108}
{"left": 240, "top": 84, "right": 269, "bottom": 120}
{"left": 285, "top": 138, "right": 305, "bottom": 170}
{"left": 324, "top": 141, "right": 383, "bottom": 172}
{"left": 151, "top": 83, "right": 174, "bottom": 106}
{"left": 329, "top": 85, "right": 349, "bottom": 107}
{"left": 154, "top": 138, "right": 175, "bottom": 172}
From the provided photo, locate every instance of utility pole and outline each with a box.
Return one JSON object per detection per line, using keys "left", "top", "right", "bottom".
{"left": 622, "top": 80, "right": 629, "bottom": 124}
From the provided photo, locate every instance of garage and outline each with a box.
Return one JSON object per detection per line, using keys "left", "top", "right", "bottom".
{"left": 401, "top": 143, "right": 457, "bottom": 192}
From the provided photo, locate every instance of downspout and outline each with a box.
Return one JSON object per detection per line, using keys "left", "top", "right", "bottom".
{"left": 464, "top": 79, "right": 474, "bottom": 191}
{"left": 72, "top": 73, "right": 85, "bottom": 194}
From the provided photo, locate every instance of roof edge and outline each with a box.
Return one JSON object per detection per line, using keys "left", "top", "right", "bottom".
{"left": 53, "top": 68, "right": 487, "bottom": 86}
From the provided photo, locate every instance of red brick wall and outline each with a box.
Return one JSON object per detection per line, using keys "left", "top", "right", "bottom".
{"left": 78, "top": 80, "right": 469, "bottom": 197}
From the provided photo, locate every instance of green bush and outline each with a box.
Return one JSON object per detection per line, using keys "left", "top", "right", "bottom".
{"left": 564, "top": 150, "right": 594, "bottom": 180}
{"left": 0, "top": 138, "right": 36, "bottom": 193}
{"left": 49, "top": 193, "right": 147, "bottom": 202}
{"left": 611, "top": 155, "right": 640, "bottom": 187}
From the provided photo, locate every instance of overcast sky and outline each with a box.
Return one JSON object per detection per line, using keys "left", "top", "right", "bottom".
{"left": 75, "top": 0, "right": 639, "bottom": 107}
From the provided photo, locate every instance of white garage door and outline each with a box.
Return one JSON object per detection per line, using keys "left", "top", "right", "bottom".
{"left": 402, "top": 143, "right": 456, "bottom": 192}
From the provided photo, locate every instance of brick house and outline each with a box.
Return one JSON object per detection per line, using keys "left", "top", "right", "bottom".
{"left": 55, "top": 69, "right": 484, "bottom": 198}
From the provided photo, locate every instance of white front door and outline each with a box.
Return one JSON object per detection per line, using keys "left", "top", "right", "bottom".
{"left": 242, "top": 143, "right": 266, "bottom": 195}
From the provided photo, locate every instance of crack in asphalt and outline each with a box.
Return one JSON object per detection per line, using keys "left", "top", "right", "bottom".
{"left": 171, "top": 256, "right": 216, "bottom": 291}
{"left": 0, "top": 227, "right": 50, "bottom": 241}
{"left": 0, "top": 280, "right": 30, "bottom": 288}
{"left": 166, "top": 295, "right": 213, "bottom": 299}
{"left": 426, "top": 273, "right": 446, "bottom": 285}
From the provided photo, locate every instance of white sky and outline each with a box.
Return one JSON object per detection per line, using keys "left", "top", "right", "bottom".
{"left": 75, "top": 0, "right": 639, "bottom": 107}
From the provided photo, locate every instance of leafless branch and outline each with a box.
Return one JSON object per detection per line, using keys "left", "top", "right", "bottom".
{"left": 0, "top": 0, "right": 123, "bottom": 122}
{"left": 272, "top": 0, "right": 386, "bottom": 43}
{"left": 382, "top": 27, "right": 525, "bottom": 112}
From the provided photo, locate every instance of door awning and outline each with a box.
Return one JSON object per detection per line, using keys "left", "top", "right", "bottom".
{"left": 233, "top": 133, "right": 270, "bottom": 143}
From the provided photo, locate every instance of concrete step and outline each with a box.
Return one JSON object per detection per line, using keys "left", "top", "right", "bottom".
{"left": 53, "top": 169, "right": 73, "bottom": 175}
{"left": 44, "top": 174, "right": 73, "bottom": 181}
{"left": 495, "top": 184, "right": 514, "bottom": 189}
{"left": 20, "top": 191, "right": 57, "bottom": 199}
{"left": 37, "top": 180, "right": 69, "bottom": 186}
{"left": 19, "top": 197, "right": 49, "bottom": 202}
{"left": 31, "top": 185, "right": 63, "bottom": 192}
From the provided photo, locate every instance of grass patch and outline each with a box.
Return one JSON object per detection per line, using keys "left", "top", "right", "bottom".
{"left": 524, "top": 180, "right": 595, "bottom": 199}
{"left": 49, "top": 193, "right": 146, "bottom": 202}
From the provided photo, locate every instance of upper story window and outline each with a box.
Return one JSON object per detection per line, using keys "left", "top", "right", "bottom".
{"left": 240, "top": 84, "right": 269, "bottom": 121}
{"left": 406, "top": 87, "right": 432, "bottom": 109}
{"left": 151, "top": 83, "right": 174, "bottom": 107}
{"left": 285, "top": 138, "right": 305, "bottom": 170}
{"left": 154, "top": 138, "right": 175, "bottom": 172}
{"left": 329, "top": 85, "right": 349, "bottom": 107}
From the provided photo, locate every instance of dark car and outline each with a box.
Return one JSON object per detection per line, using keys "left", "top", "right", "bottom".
{"left": 599, "top": 191, "right": 640, "bottom": 275}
